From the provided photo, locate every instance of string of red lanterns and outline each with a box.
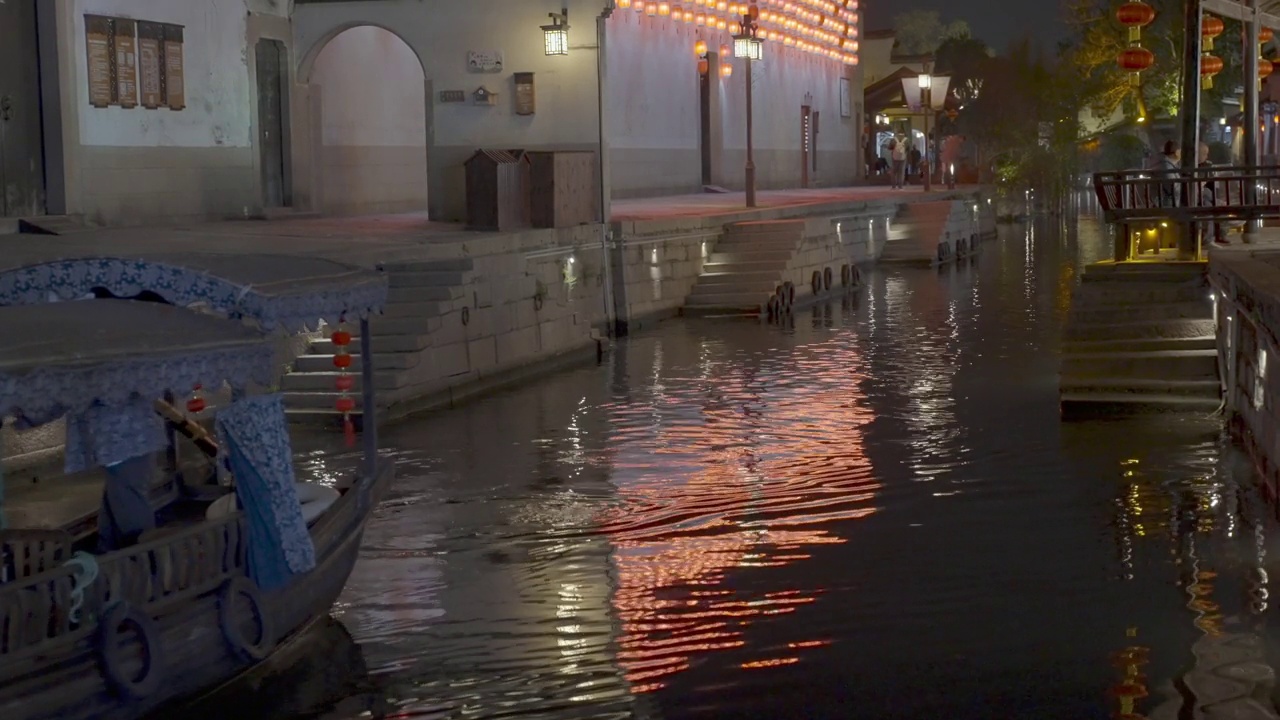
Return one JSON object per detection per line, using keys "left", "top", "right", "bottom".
{"left": 331, "top": 317, "right": 357, "bottom": 447}
{"left": 1116, "top": 1, "right": 1155, "bottom": 86}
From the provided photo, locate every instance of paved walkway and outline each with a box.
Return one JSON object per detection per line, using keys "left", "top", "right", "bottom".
{"left": 610, "top": 184, "right": 979, "bottom": 221}
{"left": 0, "top": 185, "right": 983, "bottom": 268}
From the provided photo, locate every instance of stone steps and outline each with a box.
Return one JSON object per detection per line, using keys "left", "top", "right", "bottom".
{"left": 1060, "top": 262, "right": 1219, "bottom": 417}
{"left": 1069, "top": 300, "right": 1213, "bottom": 324}
{"left": 1063, "top": 317, "right": 1216, "bottom": 341}
{"left": 682, "top": 219, "right": 804, "bottom": 316}
{"left": 1061, "top": 349, "right": 1218, "bottom": 380}
{"left": 1064, "top": 336, "right": 1217, "bottom": 354}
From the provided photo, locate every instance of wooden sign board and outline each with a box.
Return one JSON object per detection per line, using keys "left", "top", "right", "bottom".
{"left": 514, "top": 72, "right": 535, "bottom": 116}
{"left": 163, "top": 24, "right": 185, "bottom": 110}
{"left": 439, "top": 89, "right": 465, "bottom": 103}
{"left": 85, "top": 15, "right": 114, "bottom": 108}
{"left": 137, "top": 21, "right": 164, "bottom": 108}
{"left": 114, "top": 18, "right": 137, "bottom": 108}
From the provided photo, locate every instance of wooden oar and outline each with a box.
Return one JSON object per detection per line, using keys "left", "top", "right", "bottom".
{"left": 153, "top": 400, "right": 218, "bottom": 458}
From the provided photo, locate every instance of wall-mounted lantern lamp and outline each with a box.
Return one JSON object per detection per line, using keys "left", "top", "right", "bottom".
{"left": 542, "top": 7, "right": 569, "bottom": 56}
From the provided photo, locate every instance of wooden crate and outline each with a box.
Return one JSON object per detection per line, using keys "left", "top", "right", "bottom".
{"left": 464, "top": 149, "right": 530, "bottom": 231}
{"left": 527, "top": 151, "right": 596, "bottom": 229}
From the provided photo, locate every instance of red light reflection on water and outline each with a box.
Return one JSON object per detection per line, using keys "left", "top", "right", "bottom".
{"left": 597, "top": 337, "right": 878, "bottom": 693}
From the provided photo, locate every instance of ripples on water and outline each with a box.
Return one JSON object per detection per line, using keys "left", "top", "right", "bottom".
{"left": 215, "top": 209, "right": 1280, "bottom": 719}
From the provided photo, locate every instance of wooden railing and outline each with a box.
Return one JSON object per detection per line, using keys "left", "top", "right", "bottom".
{"left": 1094, "top": 165, "right": 1280, "bottom": 223}
{"left": 0, "top": 515, "right": 247, "bottom": 668}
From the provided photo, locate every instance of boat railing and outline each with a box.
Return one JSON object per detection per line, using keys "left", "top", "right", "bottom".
{"left": 1093, "top": 165, "right": 1280, "bottom": 224}
{"left": 0, "top": 514, "right": 247, "bottom": 669}
{"left": 93, "top": 513, "right": 248, "bottom": 613}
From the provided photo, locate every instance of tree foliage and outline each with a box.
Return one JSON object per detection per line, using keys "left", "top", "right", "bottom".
{"left": 934, "top": 36, "right": 992, "bottom": 109}
{"left": 891, "top": 10, "right": 971, "bottom": 55}
{"left": 1059, "top": 0, "right": 1246, "bottom": 124}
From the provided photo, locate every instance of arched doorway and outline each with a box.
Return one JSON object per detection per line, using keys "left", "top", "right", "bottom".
{"left": 305, "top": 26, "right": 428, "bottom": 216}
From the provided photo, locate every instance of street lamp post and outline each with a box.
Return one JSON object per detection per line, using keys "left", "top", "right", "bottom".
{"left": 919, "top": 69, "right": 932, "bottom": 193}
{"left": 733, "top": 7, "right": 764, "bottom": 207}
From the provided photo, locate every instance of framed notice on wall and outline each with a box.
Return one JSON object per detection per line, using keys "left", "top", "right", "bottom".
{"left": 137, "top": 21, "right": 164, "bottom": 108}
{"left": 85, "top": 15, "right": 115, "bottom": 108}
{"left": 114, "top": 18, "right": 138, "bottom": 108}
{"left": 163, "top": 24, "right": 185, "bottom": 110}
{"left": 514, "top": 72, "right": 535, "bottom": 116}
{"left": 839, "top": 77, "right": 852, "bottom": 118}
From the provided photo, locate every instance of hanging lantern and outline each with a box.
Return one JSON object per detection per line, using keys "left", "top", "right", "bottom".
{"left": 330, "top": 318, "right": 357, "bottom": 447}
{"left": 695, "top": 39, "right": 708, "bottom": 56}
{"left": 1116, "top": 1, "right": 1156, "bottom": 43}
{"left": 1262, "top": 27, "right": 1275, "bottom": 45}
{"left": 1117, "top": 45, "right": 1155, "bottom": 86}
{"left": 186, "top": 384, "right": 206, "bottom": 415}
{"left": 1261, "top": 57, "right": 1275, "bottom": 82}
{"left": 1201, "top": 15, "right": 1224, "bottom": 51}
{"left": 1201, "top": 53, "right": 1224, "bottom": 89}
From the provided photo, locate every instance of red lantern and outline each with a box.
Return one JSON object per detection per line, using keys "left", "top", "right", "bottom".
{"left": 1262, "top": 27, "right": 1275, "bottom": 45}
{"left": 1118, "top": 46, "right": 1155, "bottom": 86}
{"left": 1261, "top": 58, "right": 1275, "bottom": 81}
{"left": 1116, "top": 1, "right": 1156, "bottom": 43}
{"left": 1201, "top": 54, "right": 1224, "bottom": 89}
{"left": 335, "top": 397, "right": 356, "bottom": 414}
{"left": 186, "top": 384, "right": 206, "bottom": 415}
{"left": 1202, "top": 15, "right": 1224, "bottom": 50}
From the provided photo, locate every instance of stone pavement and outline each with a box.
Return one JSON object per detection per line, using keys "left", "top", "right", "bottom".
{"left": 0, "top": 185, "right": 974, "bottom": 269}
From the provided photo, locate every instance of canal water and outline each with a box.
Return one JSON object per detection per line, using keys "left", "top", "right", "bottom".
{"left": 219, "top": 216, "right": 1280, "bottom": 719}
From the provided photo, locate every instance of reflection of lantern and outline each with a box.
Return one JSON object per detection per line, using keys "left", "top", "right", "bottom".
{"left": 1116, "top": 1, "right": 1156, "bottom": 43}
{"left": 1201, "top": 53, "right": 1224, "bottom": 89}
{"left": 1117, "top": 45, "right": 1155, "bottom": 86}
{"left": 1202, "top": 15, "right": 1224, "bottom": 50}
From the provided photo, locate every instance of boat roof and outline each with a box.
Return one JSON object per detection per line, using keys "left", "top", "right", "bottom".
{"left": 0, "top": 299, "right": 278, "bottom": 421}
{"left": 0, "top": 253, "right": 389, "bottom": 332}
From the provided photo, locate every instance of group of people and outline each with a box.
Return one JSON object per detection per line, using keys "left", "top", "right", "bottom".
{"left": 872, "top": 135, "right": 965, "bottom": 190}
{"left": 1148, "top": 139, "right": 1235, "bottom": 245}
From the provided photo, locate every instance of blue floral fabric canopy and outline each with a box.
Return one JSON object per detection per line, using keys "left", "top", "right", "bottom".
{"left": 0, "top": 300, "right": 277, "bottom": 423}
{"left": 0, "top": 254, "right": 389, "bottom": 333}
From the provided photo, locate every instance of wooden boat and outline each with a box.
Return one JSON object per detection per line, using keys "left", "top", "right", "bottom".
{"left": 0, "top": 254, "right": 393, "bottom": 720}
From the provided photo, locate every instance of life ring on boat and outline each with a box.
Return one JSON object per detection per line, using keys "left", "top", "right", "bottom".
{"left": 850, "top": 265, "right": 863, "bottom": 287}
{"left": 811, "top": 271, "right": 823, "bottom": 295}
{"left": 97, "top": 603, "right": 164, "bottom": 700}
{"left": 217, "top": 576, "right": 276, "bottom": 663}
{"left": 766, "top": 293, "right": 781, "bottom": 320}
{"left": 782, "top": 281, "right": 796, "bottom": 308}
{"left": 823, "top": 267, "right": 834, "bottom": 291}
{"left": 295, "top": 482, "right": 341, "bottom": 525}
{"left": 840, "top": 264, "right": 851, "bottom": 287}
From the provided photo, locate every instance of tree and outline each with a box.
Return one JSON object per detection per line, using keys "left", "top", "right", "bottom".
{"left": 934, "top": 36, "right": 992, "bottom": 110}
{"left": 1060, "top": 0, "right": 1244, "bottom": 125}
{"left": 892, "top": 10, "right": 971, "bottom": 55}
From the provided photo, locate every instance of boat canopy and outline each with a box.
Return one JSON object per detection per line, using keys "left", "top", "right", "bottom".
{"left": 0, "top": 299, "right": 278, "bottom": 423}
{"left": 0, "top": 253, "right": 389, "bottom": 332}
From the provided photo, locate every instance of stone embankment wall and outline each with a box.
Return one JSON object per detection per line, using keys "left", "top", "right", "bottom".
{"left": 1210, "top": 251, "right": 1280, "bottom": 495}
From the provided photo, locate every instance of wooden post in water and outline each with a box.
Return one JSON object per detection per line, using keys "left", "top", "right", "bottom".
{"left": 359, "top": 319, "right": 378, "bottom": 481}
{"left": 1245, "top": 0, "right": 1262, "bottom": 242}
{"left": 1179, "top": 0, "right": 1203, "bottom": 259}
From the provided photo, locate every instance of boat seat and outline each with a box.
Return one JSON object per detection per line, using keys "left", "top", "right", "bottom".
{"left": 205, "top": 482, "right": 340, "bottom": 527}
{"left": 0, "top": 528, "right": 74, "bottom": 583}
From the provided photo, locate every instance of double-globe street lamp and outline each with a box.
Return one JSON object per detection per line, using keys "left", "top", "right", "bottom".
{"left": 733, "top": 7, "right": 764, "bottom": 208}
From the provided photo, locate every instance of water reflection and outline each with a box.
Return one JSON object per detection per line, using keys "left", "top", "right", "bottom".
{"left": 227, "top": 213, "right": 1280, "bottom": 719}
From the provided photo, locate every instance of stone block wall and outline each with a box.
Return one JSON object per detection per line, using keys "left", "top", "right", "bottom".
{"left": 781, "top": 210, "right": 892, "bottom": 302}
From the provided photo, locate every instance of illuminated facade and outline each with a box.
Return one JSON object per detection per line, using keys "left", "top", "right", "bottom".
{"left": 1, "top": 0, "right": 862, "bottom": 226}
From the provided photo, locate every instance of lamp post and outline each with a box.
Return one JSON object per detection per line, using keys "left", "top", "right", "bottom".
{"left": 733, "top": 6, "right": 764, "bottom": 208}
{"left": 919, "top": 68, "right": 932, "bottom": 192}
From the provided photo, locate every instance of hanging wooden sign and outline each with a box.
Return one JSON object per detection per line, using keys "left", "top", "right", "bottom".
{"left": 114, "top": 18, "right": 138, "bottom": 108}
{"left": 137, "top": 21, "right": 164, "bottom": 109}
{"left": 85, "top": 14, "right": 115, "bottom": 108}
{"left": 514, "top": 72, "right": 535, "bottom": 116}
{"left": 163, "top": 24, "right": 185, "bottom": 110}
